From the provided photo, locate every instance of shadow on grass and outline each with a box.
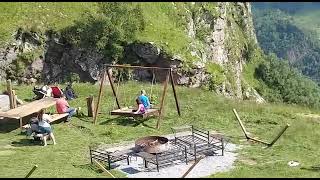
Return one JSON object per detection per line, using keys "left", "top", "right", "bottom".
{"left": 0, "top": 118, "right": 20, "bottom": 133}
{"left": 70, "top": 124, "right": 95, "bottom": 136}
{"left": 301, "top": 165, "right": 320, "bottom": 172}
{"left": 99, "top": 116, "right": 156, "bottom": 129}
{"left": 11, "top": 139, "right": 42, "bottom": 147}
{"left": 73, "top": 163, "right": 102, "bottom": 173}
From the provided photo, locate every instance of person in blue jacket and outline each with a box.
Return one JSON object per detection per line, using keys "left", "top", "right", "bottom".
{"left": 138, "top": 90, "right": 151, "bottom": 110}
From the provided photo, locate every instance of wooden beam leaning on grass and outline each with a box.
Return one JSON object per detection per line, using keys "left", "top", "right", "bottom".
{"left": 232, "top": 109, "right": 290, "bottom": 147}
{"left": 93, "top": 159, "right": 115, "bottom": 178}
{"left": 25, "top": 165, "right": 38, "bottom": 178}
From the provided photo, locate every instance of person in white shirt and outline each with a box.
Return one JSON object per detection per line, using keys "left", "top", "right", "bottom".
{"left": 37, "top": 109, "right": 56, "bottom": 146}
{"left": 41, "top": 85, "right": 52, "bottom": 97}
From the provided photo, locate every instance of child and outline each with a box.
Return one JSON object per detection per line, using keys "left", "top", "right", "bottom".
{"left": 37, "top": 109, "right": 56, "bottom": 146}
{"left": 134, "top": 98, "right": 145, "bottom": 114}
{"left": 138, "top": 90, "right": 151, "bottom": 109}
{"left": 65, "top": 83, "right": 77, "bottom": 100}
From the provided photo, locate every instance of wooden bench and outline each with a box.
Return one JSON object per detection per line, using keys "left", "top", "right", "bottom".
{"left": 22, "top": 113, "right": 69, "bottom": 129}
{"left": 49, "top": 113, "right": 69, "bottom": 124}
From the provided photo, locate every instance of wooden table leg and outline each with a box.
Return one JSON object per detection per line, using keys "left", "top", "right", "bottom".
{"left": 20, "top": 117, "right": 23, "bottom": 131}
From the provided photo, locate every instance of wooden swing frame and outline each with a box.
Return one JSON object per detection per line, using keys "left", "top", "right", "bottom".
{"left": 93, "top": 64, "right": 181, "bottom": 129}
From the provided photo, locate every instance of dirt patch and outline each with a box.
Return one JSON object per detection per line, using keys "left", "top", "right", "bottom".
{"left": 296, "top": 113, "right": 320, "bottom": 123}
{"left": 239, "top": 157, "right": 257, "bottom": 166}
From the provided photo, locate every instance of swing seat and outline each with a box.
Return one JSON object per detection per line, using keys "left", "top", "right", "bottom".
{"left": 110, "top": 108, "right": 160, "bottom": 119}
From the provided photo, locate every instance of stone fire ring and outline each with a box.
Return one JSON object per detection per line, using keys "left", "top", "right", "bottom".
{"left": 135, "top": 136, "right": 169, "bottom": 154}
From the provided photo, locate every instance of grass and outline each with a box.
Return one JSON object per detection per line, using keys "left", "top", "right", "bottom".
{"left": 136, "top": 2, "right": 193, "bottom": 61}
{"left": 0, "top": 81, "right": 320, "bottom": 177}
{"left": 0, "top": 2, "right": 99, "bottom": 46}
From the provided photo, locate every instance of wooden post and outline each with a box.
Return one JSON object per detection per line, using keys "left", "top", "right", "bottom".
{"left": 12, "top": 90, "right": 17, "bottom": 108}
{"left": 93, "top": 159, "right": 115, "bottom": 178}
{"left": 25, "top": 165, "right": 38, "bottom": 178}
{"left": 170, "top": 69, "right": 181, "bottom": 116}
{"left": 6, "top": 79, "right": 14, "bottom": 109}
{"left": 87, "top": 96, "right": 95, "bottom": 117}
{"left": 156, "top": 70, "right": 170, "bottom": 129}
{"left": 106, "top": 67, "right": 121, "bottom": 109}
{"left": 268, "top": 124, "right": 290, "bottom": 147}
{"left": 93, "top": 69, "right": 106, "bottom": 125}
{"left": 232, "top": 109, "right": 249, "bottom": 139}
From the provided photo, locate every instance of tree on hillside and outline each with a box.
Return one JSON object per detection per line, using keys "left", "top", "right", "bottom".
{"left": 60, "top": 2, "right": 145, "bottom": 63}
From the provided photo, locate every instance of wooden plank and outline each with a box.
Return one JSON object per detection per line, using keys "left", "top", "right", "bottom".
{"left": 105, "top": 64, "right": 173, "bottom": 70}
{"left": 93, "top": 69, "right": 106, "bottom": 125}
{"left": 93, "top": 159, "right": 115, "bottom": 178}
{"left": 156, "top": 70, "right": 170, "bottom": 129}
{"left": 170, "top": 69, "right": 181, "bottom": 116}
{"left": 247, "top": 136, "right": 269, "bottom": 145}
{"left": 50, "top": 113, "right": 69, "bottom": 123}
{"left": 181, "top": 156, "right": 204, "bottom": 178}
{"left": 25, "top": 165, "right": 38, "bottom": 178}
{"left": 232, "top": 109, "right": 249, "bottom": 139}
{"left": 268, "top": 124, "right": 290, "bottom": 147}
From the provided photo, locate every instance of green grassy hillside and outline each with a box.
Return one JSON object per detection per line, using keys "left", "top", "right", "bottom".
{"left": 0, "top": 82, "right": 319, "bottom": 177}
{"left": 0, "top": 2, "right": 194, "bottom": 61}
{"left": 0, "top": 2, "right": 99, "bottom": 46}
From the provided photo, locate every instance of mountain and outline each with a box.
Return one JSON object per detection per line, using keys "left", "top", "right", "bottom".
{"left": 1, "top": 2, "right": 320, "bottom": 108}
{"left": 252, "top": 2, "right": 320, "bottom": 83}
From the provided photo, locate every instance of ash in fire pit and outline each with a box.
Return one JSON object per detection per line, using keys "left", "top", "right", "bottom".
{"left": 135, "top": 136, "right": 170, "bottom": 154}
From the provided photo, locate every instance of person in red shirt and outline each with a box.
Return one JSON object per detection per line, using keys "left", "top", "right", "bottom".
{"left": 51, "top": 86, "right": 63, "bottom": 98}
{"left": 56, "top": 94, "right": 78, "bottom": 122}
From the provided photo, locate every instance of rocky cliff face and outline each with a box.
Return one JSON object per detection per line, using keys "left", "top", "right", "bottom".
{"left": 0, "top": 2, "right": 264, "bottom": 103}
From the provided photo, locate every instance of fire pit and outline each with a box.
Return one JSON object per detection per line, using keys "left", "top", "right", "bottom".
{"left": 135, "top": 136, "right": 170, "bottom": 154}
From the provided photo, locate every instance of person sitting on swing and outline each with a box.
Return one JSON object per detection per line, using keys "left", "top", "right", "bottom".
{"left": 138, "top": 90, "right": 151, "bottom": 110}
{"left": 133, "top": 98, "right": 145, "bottom": 114}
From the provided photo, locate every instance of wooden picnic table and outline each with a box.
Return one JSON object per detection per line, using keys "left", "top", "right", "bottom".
{"left": 0, "top": 97, "right": 58, "bottom": 130}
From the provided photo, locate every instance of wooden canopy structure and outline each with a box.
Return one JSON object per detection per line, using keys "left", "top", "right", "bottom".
{"left": 93, "top": 64, "right": 181, "bottom": 129}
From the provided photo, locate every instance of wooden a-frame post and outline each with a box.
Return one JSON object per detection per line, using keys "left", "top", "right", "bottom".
{"left": 156, "top": 69, "right": 170, "bottom": 129}
{"left": 93, "top": 69, "right": 106, "bottom": 125}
